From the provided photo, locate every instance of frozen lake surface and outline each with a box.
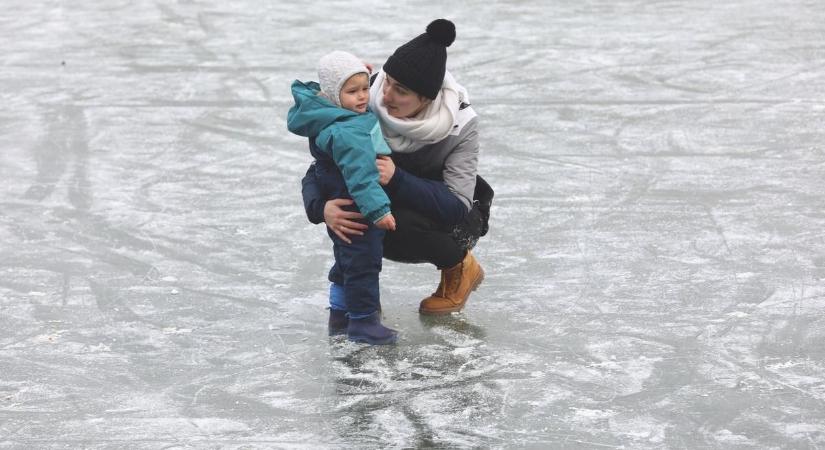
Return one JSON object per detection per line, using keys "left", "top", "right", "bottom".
{"left": 2, "top": 0, "right": 825, "bottom": 448}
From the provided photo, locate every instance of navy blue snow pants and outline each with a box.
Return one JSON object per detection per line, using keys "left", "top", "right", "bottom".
{"left": 315, "top": 160, "right": 385, "bottom": 316}
{"left": 326, "top": 224, "right": 384, "bottom": 316}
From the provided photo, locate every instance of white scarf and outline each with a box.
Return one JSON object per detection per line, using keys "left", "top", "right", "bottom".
{"left": 369, "top": 70, "right": 470, "bottom": 153}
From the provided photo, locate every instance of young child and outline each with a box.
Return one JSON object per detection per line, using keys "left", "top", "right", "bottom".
{"left": 287, "top": 50, "right": 397, "bottom": 345}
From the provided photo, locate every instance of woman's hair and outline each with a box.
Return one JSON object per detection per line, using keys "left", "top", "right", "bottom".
{"left": 392, "top": 77, "right": 433, "bottom": 105}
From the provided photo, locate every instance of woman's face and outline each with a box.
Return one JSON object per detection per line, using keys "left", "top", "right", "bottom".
{"left": 382, "top": 75, "right": 430, "bottom": 118}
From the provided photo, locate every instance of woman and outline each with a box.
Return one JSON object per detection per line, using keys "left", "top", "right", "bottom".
{"left": 301, "top": 18, "right": 493, "bottom": 320}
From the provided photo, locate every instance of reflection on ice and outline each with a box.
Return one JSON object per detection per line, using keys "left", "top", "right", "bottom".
{"left": 325, "top": 316, "right": 506, "bottom": 447}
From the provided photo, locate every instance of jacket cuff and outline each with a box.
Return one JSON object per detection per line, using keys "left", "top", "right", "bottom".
{"left": 367, "top": 205, "right": 392, "bottom": 224}
{"left": 307, "top": 199, "right": 325, "bottom": 225}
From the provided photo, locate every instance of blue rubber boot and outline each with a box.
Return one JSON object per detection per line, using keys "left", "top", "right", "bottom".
{"left": 328, "top": 283, "right": 348, "bottom": 336}
{"left": 328, "top": 309, "right": 348, "bottom": 336}
{"left": 347, "top": 311, "right": 398, "bottom": 345}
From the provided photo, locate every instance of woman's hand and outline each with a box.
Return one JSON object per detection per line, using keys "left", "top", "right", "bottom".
{"left": 376, "top": 155, "right": 396, "bottom": 186}
{"left": 324, "top": 199, "right": 367, "bottom": 244}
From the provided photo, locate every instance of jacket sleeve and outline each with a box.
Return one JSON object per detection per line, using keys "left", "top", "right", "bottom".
{"left": 441, "top": 118, "right": 479, "bottom": 211}
{"left": 301, "top": 162, "right": 326, "bottom": 225}
{"left": 325, "top": 127, "right": 392, "bottom": 223}
{"left": 383, "top": 118, "right": 479, "bottom": 227}
{"left": 385, "top": 167, "right": 467, "bottom": 226}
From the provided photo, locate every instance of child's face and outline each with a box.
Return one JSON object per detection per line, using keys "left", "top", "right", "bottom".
{"left": 339, "top": 73, "right": 370, "bottom": 114}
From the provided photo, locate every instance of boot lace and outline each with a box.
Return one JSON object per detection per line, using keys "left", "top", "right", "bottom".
{"left": 446, "top": 263, "right": 463, "bottom": 297}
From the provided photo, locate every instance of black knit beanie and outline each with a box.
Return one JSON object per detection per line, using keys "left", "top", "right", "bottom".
{"left": 383, "top": 19, "right": 456, "bottom": 100}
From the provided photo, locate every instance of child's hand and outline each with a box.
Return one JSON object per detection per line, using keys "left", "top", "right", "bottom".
{"left": 375, "top": 213, "right": 396, "bottom": 231}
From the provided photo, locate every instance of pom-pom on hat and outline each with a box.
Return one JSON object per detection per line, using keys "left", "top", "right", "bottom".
{"left": 318, "top": 50, "right": 369, "bottom": 107}
{"left": 383, "top": 19, "right": 456, "bottom": 100}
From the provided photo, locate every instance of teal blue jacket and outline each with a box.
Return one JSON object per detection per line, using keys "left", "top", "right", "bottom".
{"left": 287, "top": 80, "right": 392, "bottom": 223}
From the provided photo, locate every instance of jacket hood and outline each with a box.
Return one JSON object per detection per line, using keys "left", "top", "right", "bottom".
{"left": 287, "top": 80, "right": 356, "bottom": 137}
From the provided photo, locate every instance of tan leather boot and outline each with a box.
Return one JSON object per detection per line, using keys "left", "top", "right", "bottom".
{"left": 419, "top": 251, "right": 484, "bottom": 315}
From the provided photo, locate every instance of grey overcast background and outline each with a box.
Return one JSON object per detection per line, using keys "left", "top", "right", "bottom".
{"left": 2, "top": 0, "right": 825, "bottom": 448}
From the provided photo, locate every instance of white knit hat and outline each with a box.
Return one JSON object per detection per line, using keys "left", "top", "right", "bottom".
{"left": 318, "top": 51, "right": 369, "bottom": 107}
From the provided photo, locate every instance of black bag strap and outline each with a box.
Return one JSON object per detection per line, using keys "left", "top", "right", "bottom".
{"left": 473, "top": 175, "right": 494, "bottom": 237}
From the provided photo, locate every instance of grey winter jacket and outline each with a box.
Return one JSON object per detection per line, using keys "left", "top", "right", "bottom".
{"left": 391, "top": 107, "right": 479, "bottom": 211}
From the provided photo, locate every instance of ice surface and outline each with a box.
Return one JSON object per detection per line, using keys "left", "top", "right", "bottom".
{"left": 2, "top": 0, "right": 825, "bottom": 448}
